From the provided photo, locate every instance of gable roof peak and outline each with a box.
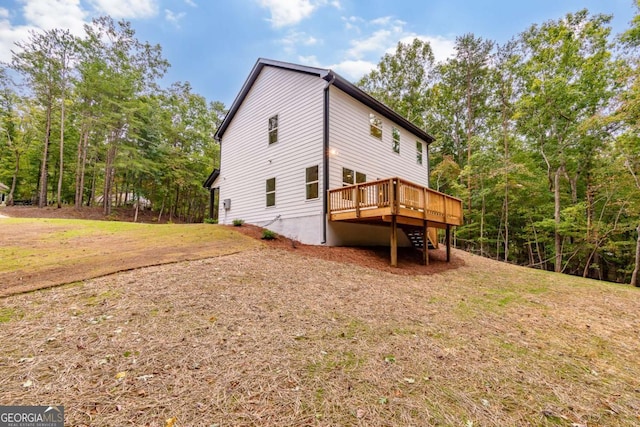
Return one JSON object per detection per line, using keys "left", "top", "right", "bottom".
{"left": 214, "top": 58, "right": 434, "bottom": 144}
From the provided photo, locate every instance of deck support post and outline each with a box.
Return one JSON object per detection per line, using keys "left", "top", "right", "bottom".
{"left": 423, "top": 220, "right": 429, "bottom": 266}
{"left": 446, "top": 224, "right": 451, "bottom": 262}
{"left": 390, "top": 215, "right": 398, "bottom": 267}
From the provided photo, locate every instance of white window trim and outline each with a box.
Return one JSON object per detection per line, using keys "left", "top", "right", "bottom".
{"left": 369, "top": 113, "right": 382, "bottom": 140}
{"left": 305, "top": 165, "right": 319, "bottom": 200}
{"left": 416, "top": 140, "right": 424, "bottom": 165}
{"left": 392, "top": 127, "right": 400, "bottom": 154}
{"left": 268, "top": 114, "right": 278, "bottom": 145}
{"left": 266, "top": 177, "right": 276, "bottom": 207}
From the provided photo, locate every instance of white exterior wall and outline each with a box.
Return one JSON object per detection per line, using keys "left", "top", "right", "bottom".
{"left": 217, "top": 66, "right": 325, "bottom": 244}
{"left": 327, "top": 86, "right": 430, "bottom": 189}
{"left": 326, "top": 86, "right": 430, "bottom": 246}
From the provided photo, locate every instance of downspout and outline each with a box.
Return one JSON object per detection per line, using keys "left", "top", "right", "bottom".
{"left": 322, "top": 73, "right": 336, "bottom": 244}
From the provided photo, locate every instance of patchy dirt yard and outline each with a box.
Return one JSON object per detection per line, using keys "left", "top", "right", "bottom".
{"left": 0, "top": 207, "right": 463, "bottom": 297}
{"left": 1, "top": 249, "right": 639, "bottom": 426}
{"left": 0, "top": 217, "right": 259, "bottom": 297}
{"left": 1, "top": 207, "right": 639, "bottom": 426}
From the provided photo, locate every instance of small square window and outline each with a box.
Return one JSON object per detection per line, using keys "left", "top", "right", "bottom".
{"left": 305, "top": 166, "right": 319, "bottom": 200}
{"left": 369, "top": 113, "right": 382, "bottom": 139}
{"left": 268, "top": 115, "right": 278, "bottom": 144}
{"left": 266, "top": 177, "right": 276, "bottom": 206}
{"left": 392, "top": 127, "right": 400, "bottom": 153}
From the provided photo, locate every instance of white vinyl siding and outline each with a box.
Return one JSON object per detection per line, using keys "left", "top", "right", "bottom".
{"left": 217, "top": 66, "right": 325, "bottom": 228}
{"left": 328, "top": 86, "right": 430, "bottom": 190}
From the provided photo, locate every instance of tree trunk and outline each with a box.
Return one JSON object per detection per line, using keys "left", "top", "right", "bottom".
{"left": 583, "top": 174, "right": 595, "bottom": 278}
{"left": 88, "top": 162, "right": 96, "bottom": 207}
{"left": 103, "top": 141, "right": 117, "bottom": 216}
{"left": 554, "top": 166, "right": 563, "bottom": 273}
{"left": 502, "top": 85, "right": 510, "bottom": 262}
{"left": 8, "top": 151, "right": 20, "bottom": 206}
{"left": 631, "top": 224, "right": 640, "bottom": 287}
{"left": 38, "top": 102, "right": 53, "bottom": 208}
{"left": 480, "top": 191, "right": 485, "bottom": 257}
{"left": 57, "top": 95, "right": 65, "bottom": 208}
{"left": 74, "top": 124, "right": 89, "bottom": 209}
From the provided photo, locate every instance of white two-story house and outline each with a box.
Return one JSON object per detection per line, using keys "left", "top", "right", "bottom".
{"left": 207, "top": 58, "right": 461, "bottom": 265}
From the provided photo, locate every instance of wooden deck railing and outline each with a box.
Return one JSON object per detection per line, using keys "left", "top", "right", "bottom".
{"left": 328, "top": 177, "right": 462, "bottom": 227}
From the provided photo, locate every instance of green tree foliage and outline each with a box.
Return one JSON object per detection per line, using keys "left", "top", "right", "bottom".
{"left": 616, "top": 0, "right": 640, "bottom": 286}
{"left": 358, "top": 38, "right": 434, "bottom": 128}
{"left": 359, "top": 8, "right": 639, "bottom": 285}
{"left": 4, "top": 16, "right": 222, "bottom": 222}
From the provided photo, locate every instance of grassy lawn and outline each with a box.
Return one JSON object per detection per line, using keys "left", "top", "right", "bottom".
{"left": 0, "top": 218, "right": 639, "bottom": 426}
{"left": 0, "top": 218, "right": 260, "bottom": 296}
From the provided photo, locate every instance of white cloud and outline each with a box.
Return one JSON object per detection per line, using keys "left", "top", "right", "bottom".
{"left": 0, "top": 0, "right": 88, "bottom": 63}
{"left": 0, "top": 0, "right": 162, "bottom": 64}
{"left": 257, "top": 0, "right": 315, "bottom": 28}
{"left": 393, "top": 35, "right": 456, "bottom": 63}
{"left": 347, "top": 29, "right": 394, "bottom": 59}
{"left": 280, "top": 29, "right": 321, "bottom": 54}
{"left": 294, "top": 15, "right": 456, "bottom": 82}
{"left": 329, "top": 59, "right": 375, "bottom": 80}
{"left": 370, "top": 16, "right": 393, "bottom": 26}
{"left": 184, "top": 0, "right": 197, "bottom": 7}
{"left": 297, "top": 54, "right": 321, "bottom": 67}
{"left": 22, "top": 0, "right": 87, "bottom": 34}
{"left": 165, "top": 9, "right": 186, "bottom": 27}
{"left": 88, "top": 0, "right": 158, "bottom": 19}
{"left": 257, "top": 0, "right": 339, "bottom": 28}
{"left": 342, "top": 15, "right": 362, "bottom": 32}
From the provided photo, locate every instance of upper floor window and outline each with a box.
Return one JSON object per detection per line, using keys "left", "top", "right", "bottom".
{"left": 369, "top": 113, "right": 382, "bottom": 139}
{"left": 266, "top": 177, "right": 276, "bottom": 206}
{"left": 392, "top": 127, "right": 400, "bottom": 154}
{"left": 305, "top": 166, "right": 319, "bottom": 200}
{"left": 416, "top": 141, "right": 424, "bottom": 165}
{"left": 268, "top": 115, "right": 278, "bottom": 144}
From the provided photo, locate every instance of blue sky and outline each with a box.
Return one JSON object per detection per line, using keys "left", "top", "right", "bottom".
{"left": 0, "top": 0, "right": 637, "bottom": 106}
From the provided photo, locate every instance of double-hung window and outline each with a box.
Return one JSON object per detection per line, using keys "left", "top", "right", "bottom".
{"left": 305, "top": 166, "right": 319, "bottom": 200}
{"left": 266, "top": 178, "right": 276, "bottom": 207}
{"left": 416, "top": 141, "right": 424, "bottom": 165}
{"left": 392, "top": 127, "right": 400, "bottom": 154}
{"left": 268, "top": 115, "right": 278, "bottom": 144}
{"left": 369, "top": 113, "right": 382, "bottom": 139}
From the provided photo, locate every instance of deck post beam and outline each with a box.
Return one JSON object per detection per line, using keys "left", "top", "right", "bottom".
{"left": 446, "top": 224, "right": 451, "bottom": 262}
{"left": 423, "top": 220, "right": 429, "bottom": 266}
{"left": 390, "top": 215, "right": 398, "bottom": 267}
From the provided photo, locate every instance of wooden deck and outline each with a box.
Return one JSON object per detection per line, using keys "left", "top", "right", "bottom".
{"left": 328, "top": 177, "right": 463, "bottom": 266}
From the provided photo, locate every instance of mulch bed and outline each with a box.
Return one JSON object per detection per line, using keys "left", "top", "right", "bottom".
{"left": 230, "top": 223, "right": 464, "bottom": 275}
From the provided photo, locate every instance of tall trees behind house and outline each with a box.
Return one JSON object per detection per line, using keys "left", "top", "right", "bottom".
{"left": 617, "top": 0, "right": 640, "bottom": 286}
{"left": 359, "top": 8, "right": 640, "bottom": 285}
{"left": 2, "top": 8, "right": 639, "bottom": 285}
{"left": 1, "top": 16, "right": 221, "bottom": 222}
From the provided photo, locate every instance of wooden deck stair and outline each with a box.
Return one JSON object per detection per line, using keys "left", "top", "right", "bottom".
{"left": 402, "top": 226, "right": 436, "bottom": 250}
